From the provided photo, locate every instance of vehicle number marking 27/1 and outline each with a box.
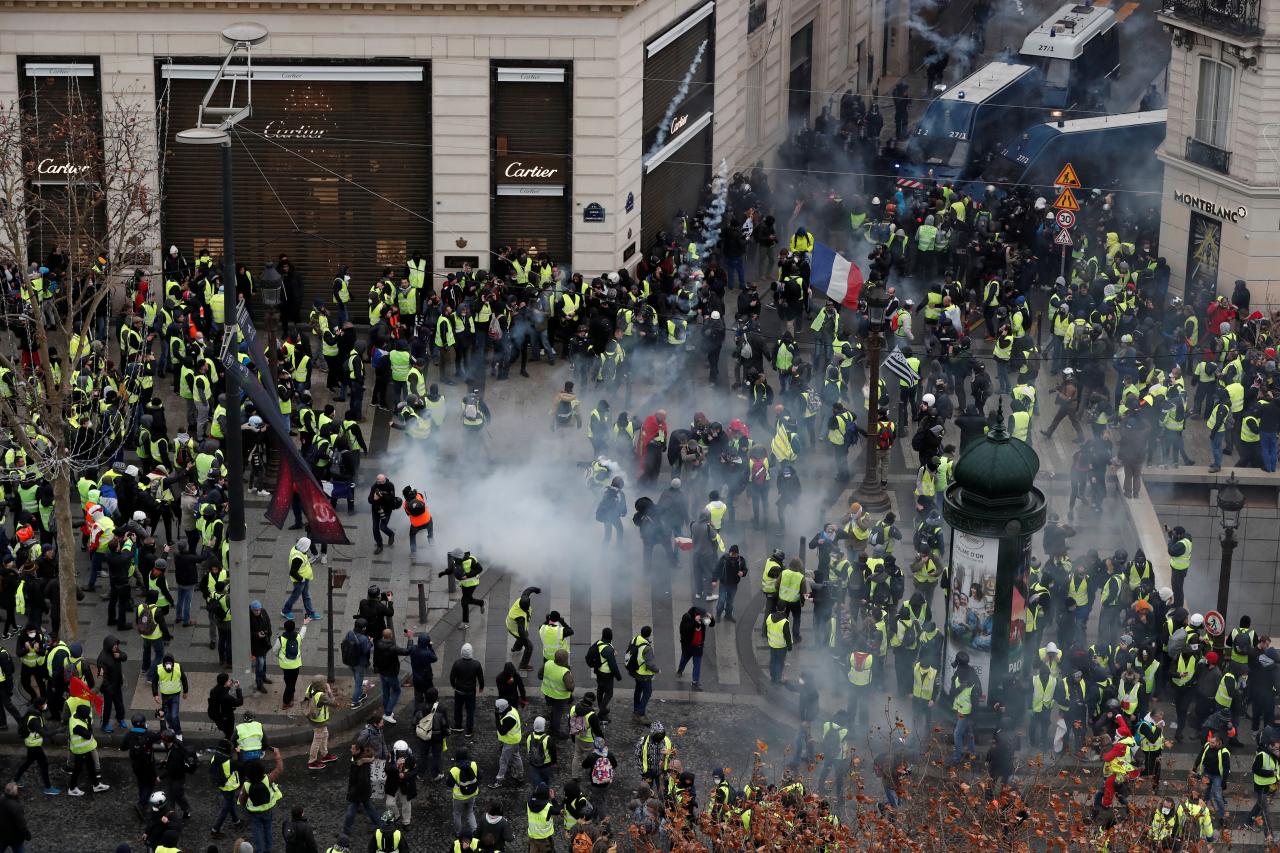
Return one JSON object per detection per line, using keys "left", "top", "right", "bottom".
{"left": 947, "top": 131, "right": 968, "bottom": 139}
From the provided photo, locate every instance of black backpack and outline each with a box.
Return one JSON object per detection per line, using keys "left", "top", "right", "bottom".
{"left": 556, "top": 398, "right": 574, "bottom": 422}
{"left": 407, "top": 498, "right": 426, "bottom": 516}
{"left": 623, "top": 640, "right": 641, "bottom": 675}
{"left": 340, "top": 631, "right": 362, "bottom": 667}
{"left": 585, "top": 641, "right": 602, "bottom": 671}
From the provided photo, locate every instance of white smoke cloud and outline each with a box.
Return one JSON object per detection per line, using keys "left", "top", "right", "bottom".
{"left": 644, "top": 39, "right": 709, "bottom": 164}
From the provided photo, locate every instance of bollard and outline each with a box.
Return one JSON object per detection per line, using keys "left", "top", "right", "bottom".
{"left": 417, "top": 580, "right": 428, "bottom": 623}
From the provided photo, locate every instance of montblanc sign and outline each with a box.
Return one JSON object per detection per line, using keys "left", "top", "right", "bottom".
{"left": 1172, "top": 189, "right": 1247, "bottom": 223}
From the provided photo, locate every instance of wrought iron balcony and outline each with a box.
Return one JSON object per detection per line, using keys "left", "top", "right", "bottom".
{"left": 1186, "top": 136, "right": 1232, "bottom": 174}
{"left": 1162, "top": 0, "right": 1262, "bottom": 37}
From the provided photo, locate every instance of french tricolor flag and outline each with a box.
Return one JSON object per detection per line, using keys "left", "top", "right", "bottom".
{"left": 809, "top": 242, "right": 865, "bottom": 309}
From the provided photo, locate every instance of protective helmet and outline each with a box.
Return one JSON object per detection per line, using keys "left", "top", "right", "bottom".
{"left": 1113, "top": 549, "right": 1129, "bottom": 563}
{"left": 368, "top": 584, "right": 381, "bottom": 599}
{"left": 1105, "top": 698, "right": 1121, "bottom": 712}
{"left": 393, "top": 740, "right": 409, "bottom": 753}
{"left": 954, "top": 651, "right": 970, "bottom": 666}
{"left": 150, "top": 791, "right": 168, "bottom": 809}
{"left": 131, "top": 713, "right": 146, "bottom": 728}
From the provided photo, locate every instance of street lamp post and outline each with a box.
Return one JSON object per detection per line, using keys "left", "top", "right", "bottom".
{"left": 1216, "top": 472, "right": 1246, "bottom": 618}
{"left": 175, "top": 21, "right": 268, "bottom": 679}
{"left": 857, "top": 283, "right": 891, "bottom": 511}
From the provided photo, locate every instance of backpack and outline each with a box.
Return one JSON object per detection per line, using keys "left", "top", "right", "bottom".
{"left": 556, "top": 398, "right": 574, "bottom": 423}
{"left": 414, "top": 708, "right": 435, "bottom": 742}
{"left": 328, "top": 444, "right": 344, "bottom": 473}
{"left": 570, "top": 711, "right": 587, "bottom": 737}
{"left": 573, "top": 828, "right": 596, "bottom": 853}
{"left": 585, "top": 641, "right": 602, "bottom": 671}
{"left": 528, "top": 735, "right": 548, "bottom": 767}
{"left": 739, "top": 339, "right": 753, "bottom": 360}
{"left": 407, "top": 498, "right": 426, "bottom": 517}
{"left": 135, "top": 606, "right": 156, "bottom": 637}
{"left": 877, "top": 424, "right": 894, "bottom": 451}
{"left": 340, "top": 631, "right": 362, "bottom": 667}
{"left": 463, "top": 397, "right": 480, "bottom": 421}
{"left": 623, "top": 640, "right": 641, "bottom": 675}
{"left": 281, "top": 819, "right": 298, "bottom": 845}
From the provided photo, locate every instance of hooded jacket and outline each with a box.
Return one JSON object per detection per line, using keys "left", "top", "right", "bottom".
{"left": 96, "top": 635, "right": 127, "bottom": 689}
{"left": 409, "top": 633, "right": 437, "bottom": 683}
{"left": 449, "top": 646, "right": 485, "bottom": 695}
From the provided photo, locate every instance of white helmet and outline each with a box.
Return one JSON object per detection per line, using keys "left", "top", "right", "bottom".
{"left": 296, "top": 536, "right": 312, "bottom": 551}
{"left": 133, "top": 510, "right": 148, "bottom": 522}
{"left": 169, "top": 245, "right": 178, "bottom": 256}
{"left": 1190, "top": 613, "right": 1205, "bottom": 627}
{"left": 922, "top": 393, "right": 936, "bottom": 406}
{"left": 150, "top": 791, "right": 168, "bottom": 808}
{"left": 393, "top": 740, "right": 409, "bottom": 752}
{"left": 871, "top": 197, "right": 881, "bottom": 205}
{"left": 710, "top": 310, "right": 721, "bottom": 320}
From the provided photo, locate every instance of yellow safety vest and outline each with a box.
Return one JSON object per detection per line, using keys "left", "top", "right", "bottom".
{"left": 847, "top": 652, "right": 873, "bottom": 686}
{"left": 765, "top": 613, "right": 789, "bottom": 649}
{"left": 157, "top": 662, "right": 184, "bottom": 695}
{"left": 540, "top": 660, "right": 571, "bottom": 700}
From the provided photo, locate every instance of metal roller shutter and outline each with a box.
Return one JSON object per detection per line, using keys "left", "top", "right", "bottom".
{"left": 157, "top": 64, "right": 431, "bottom": 311}
{"left": 641, "top": 125, "right": 711, "bottom": 253}
{"left": 642, "top": 23, "right": 714, "bottom": 150}
{"left": 491, "top": 64, "right": 572, "bottom": 263}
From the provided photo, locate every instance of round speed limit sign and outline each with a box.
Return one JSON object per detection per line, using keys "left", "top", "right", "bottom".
{"left": 1056, "top": 210, "right": 1076, "bottom": 229}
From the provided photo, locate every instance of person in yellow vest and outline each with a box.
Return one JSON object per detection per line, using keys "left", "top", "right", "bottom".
{"left": 1249, "top": 738, "right": 1280, "bottom": 839}
{"left": 912, "top": 653, "right": 939, "bottom": 733}
{"left": 538, "top": 649, "right": 574, "bottom": 741}
{"left": 846, "top": 641, "right": 874, "bottom": 728}
{"left": 239, "top": 746, "right": 285, "bottom": 851}
{"left": 490, "top": 697, "right": 524, "bottom": 786}
{"left": 282, "top": 536, "right": 322, "bottom": 621}
{"left": 947, "top": 651, "right": 982, "bottom": 766}
{"left": 269, "top": 618, "right": 308, "bottom": 714}
{"left": 149, "top": 654, "right": 188, "bottom": 737}
{"left": 764, "top": 602, "right": 793, "bottom": 685}
{"left": 449, "top": 747, "right": 481, "bottom": 835}
{"left": 506, "top": 585, "right": 541, "bottom": 672}
{"left": 66, "top": 703, "right": 110, "bottom": 796}
{"left": 1165, "top": 525, "right": 1192, "bottom": 609}
{"left": 526, "top": 782, "right": 564, "bottom": 853}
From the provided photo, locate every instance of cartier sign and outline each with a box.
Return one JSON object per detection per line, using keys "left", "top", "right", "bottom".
{"left": 670, "top": 113, "right": 690, "bottom": 136}
{"left": 37, "top": 159, "right": 89, "bottom": 176}
{"left": 262, "top": 120, "right": 327, "bottom": 140}
{"left": 495, "top": 155, "right": 566, "bottom": 185}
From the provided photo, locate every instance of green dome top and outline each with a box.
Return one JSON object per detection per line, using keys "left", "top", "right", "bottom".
{"left": 952, "top": 406, "right": 1040, "bottom": 502}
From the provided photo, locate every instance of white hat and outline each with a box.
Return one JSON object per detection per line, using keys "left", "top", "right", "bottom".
{"left": 1044, "top": 642, "right": 1059, "bottom": 655}
{"left": 461, "top": 643, "right": 473, "bottom": 659}
{"left": 1158, "top": 586, "right": 1174, "bottom": 603}
{"left": 496, "top": 698, "right": 510, "bottom": 712}
{"left": 169, "top": 245, "right": 178, "bottom": 255}
{"left": 710, "top": 310, "right": 721, "bottom": 320}
{"left": 393, "top": 739, "right": 409, "bottom": 752}
{"left": 1190, "top": 613, "right": 1204, "bottom": 627}
{"left": 872, "top": 197, "right": 881, "bottom": 205}
{"left": 125, "top": 464, "right": 139, "bottom": 477}
{"left": 296, "top": 536, "right": 312, "bottom": 551}
{"left": 248, "top": 415, "right": 263, "bottom": 428}
{"left": 133, "top": 510, "right": 147, "bottom": 522}
{"left": 533, "top": 716, "right": 546, "bottom": 732}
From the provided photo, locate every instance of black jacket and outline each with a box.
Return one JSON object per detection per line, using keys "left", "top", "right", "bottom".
{"left": 282, "top": 815, "right": 320, "bottom": 853}
{"left": 207, "top": 683, "right": 244, "bottom": 723}
{"left": 250, "top": 609, "right": 273, "bottom": 657}
{"left": 96, "top": 635, "right": 127, "bottom": 689}
{"left": 0, "top": 794, "right": 28, "bottom": 844}
{"left": 450, "top": 656, "right": 485, "bottom": 695}
{"left": 373, "top": 639, "right": 409, "bottom": 676}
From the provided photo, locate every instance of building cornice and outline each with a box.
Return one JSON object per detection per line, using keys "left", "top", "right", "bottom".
{"left": 0, "top": 0, "right": 640, "bottom": 15}
{"left": 1158, "top": 149, "right": 1280, "bottom": 199}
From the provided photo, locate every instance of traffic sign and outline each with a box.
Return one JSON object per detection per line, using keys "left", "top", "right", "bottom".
{"left": 1052, "top": 187, "right": 1080, "bottom": 211}
{"left": 1053, "top": 229, "right": 1074, "bottom": 247}
{"left": 1054, "top": 162, "right": 1081, "bottom": 188}
{"left": 1205, "top": 610, "right": 1226, "bottom": 637}
{"left": 1055, "top": 210, "right": 1076, "bottom": 229}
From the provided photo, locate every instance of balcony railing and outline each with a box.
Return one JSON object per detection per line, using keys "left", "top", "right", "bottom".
{"left": 1162, "top": 0, "right": 1262, "bottom": 37}
{"left": 1186, "top": 136, "right": 1232, "bottom": 174}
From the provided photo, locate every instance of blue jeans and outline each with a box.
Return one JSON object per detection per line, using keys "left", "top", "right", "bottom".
{"left": 715, "top": 584, "right": 738, "bottom": 620}
{"left": 142, "top": 637, "right": 165, "bottom": 679}
{"left": 528, "top": 763, "right": 552, "bottom": 790}
{"left": 677, "top": 651, "right": 703, "bottom": 683}
{"left": 767, "top": 648, "right": 786, "bottom": 683}
{"left": 175, "top": 585, "right": 195, "bottom": 623}
{"left": 253, "top": 654, "right": 268, "bottom": 690}
{"left": 633, "top": 678, "right": 653, "bottom": 716}
{"left": 381, "top": 673, "right": 402, "bottom": 717}
{"left": 88, "top": 552, "right": 105, "bottom": 590}
{"left": 249, "top": 811, "right": 273, "bottom": 852}
{"left": 351, "top": 666, "right": 367, "bottom": 704}
{"left": 1262, "top": 431, "right": 1278, "bottom": 472}
{"left": 1207, "top": 774, "right": 1226, "bottom": 826}
{"left": 162, "top": 695, "right": 182, "bottom": 735}
{"left": 1211, "top": 432, "right": 1225, "bottom": 469}
{"left": 283, "top": 580, "right": 315, "bottom": 616}
{"left": 213, "top": 788, "right": 239, "bottom": 831}
{"left": 726, "top": 255, "right": 746, "bottom": 289}
{"left": 343, "top": 799, "right": 383, "bottom": 835}
{"left": 950, "top": 716, "right": 976, "bottom": 764}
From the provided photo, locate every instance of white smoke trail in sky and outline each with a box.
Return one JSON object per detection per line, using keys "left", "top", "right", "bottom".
{"left": 644, "top": 39, "right": 709, "bottom": 163}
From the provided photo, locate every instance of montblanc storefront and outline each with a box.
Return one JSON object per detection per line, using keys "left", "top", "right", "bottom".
{"left": 157, "top": 60, "right": 431, "bottom": 306}
{"left": 491, "top": 63, "right": 573, "bottom": 263}
{"left": 641, "top": 1, "right": 715, "bottom": 254}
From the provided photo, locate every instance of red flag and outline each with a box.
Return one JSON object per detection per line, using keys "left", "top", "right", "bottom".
{"left": 265, "top": 438, "right": 350, "bottom": 546}
{"left": 69, "top": 675, "right": 104, "bottom": 717}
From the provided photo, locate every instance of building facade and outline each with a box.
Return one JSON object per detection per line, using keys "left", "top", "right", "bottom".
{"left": 1157, "top": 0, "right": 1280, "bottom": 305}
{"left": 2, "top": 0, "right": 892, "bottom": 289}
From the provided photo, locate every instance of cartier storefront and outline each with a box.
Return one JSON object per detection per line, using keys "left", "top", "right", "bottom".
{"left": 490, "top": 62, "right": 573, "bottom": 263}
{"left": 157, "top": 60, "right": 431, "bottom": 306}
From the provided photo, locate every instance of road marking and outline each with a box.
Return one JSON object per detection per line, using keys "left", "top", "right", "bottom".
{"left": 712, "top": 601, "right": 740, "bottom": 686}
{"left": 1116, "top": 1, "right": 1139, "bottom": 21}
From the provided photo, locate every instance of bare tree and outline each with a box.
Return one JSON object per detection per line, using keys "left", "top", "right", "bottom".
{"left": 0, "top": 87, "right": 159, "bottom": 640}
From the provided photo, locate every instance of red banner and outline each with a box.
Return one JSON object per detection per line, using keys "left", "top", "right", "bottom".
{"left": 265, "top": 435, "right": 351, "bottom": 545}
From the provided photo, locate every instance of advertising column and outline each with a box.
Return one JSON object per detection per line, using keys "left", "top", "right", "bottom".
{"left": 491, "top": 64, "right": 573, "bottom": 264}
{"left": 641, "top": 2, "right": 715, "bottom": 253}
